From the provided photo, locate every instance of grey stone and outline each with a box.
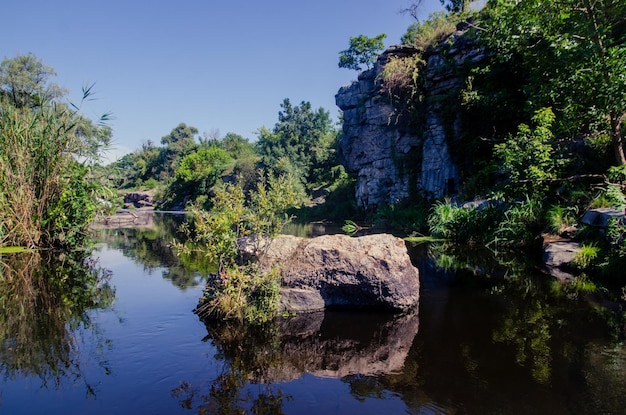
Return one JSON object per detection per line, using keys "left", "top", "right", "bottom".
{"left": 335, "top": 29, "right": 485, "bottom": 208}
{"left": 260, "top": 234, "right": 420, "bottom": 312}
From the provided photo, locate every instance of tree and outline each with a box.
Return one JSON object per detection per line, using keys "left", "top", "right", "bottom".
{"left": 175, "top": 147, "right": 231, "bottom": 191}
{"left": 493, "top": 107, "right": 561, "bottom": 198}
{"left": 338, "top": 34, "right": 387, "bottom": 71}
{"left": 161, "top": 122, "right": 199, "bottom": 148}
{"left": 0, "top": 53, "right": 66, "bottom": 108}
{"left": 256, "top": 99, "right": 336, "bottom": 188}
{"left": 482, "top": 0, "right": 626, "bottom": 165}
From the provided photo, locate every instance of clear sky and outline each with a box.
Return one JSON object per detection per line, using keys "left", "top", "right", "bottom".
{"left": 2, "top": 0, "right": 442, "bottom": 162}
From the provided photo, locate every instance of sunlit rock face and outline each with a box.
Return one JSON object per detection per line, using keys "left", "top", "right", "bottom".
{"left": 258, "top": 233, "right": 420, "bottom": 312}
{"left": 336, "top": 29, "right": 487, "bottom": 208}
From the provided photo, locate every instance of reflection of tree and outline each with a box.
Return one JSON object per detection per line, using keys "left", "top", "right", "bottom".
{"left": 421, "top": 241, "right": 625, "bottom": 388}
{"left": 0, "top": 250, "right": 113, "bottom": 393}
{"left": 171, "top": 320, "right": 289, "bottom": 414}
{"left": 93, "top": 213, "right": 214, "bottom": 289}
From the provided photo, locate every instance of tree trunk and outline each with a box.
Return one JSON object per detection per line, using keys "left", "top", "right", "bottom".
{"left": 611, "top": 113, "right": 626, "bottom": 165}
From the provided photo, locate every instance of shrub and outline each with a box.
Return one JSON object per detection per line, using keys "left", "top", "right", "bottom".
{"left": 401, "top": 12, "right": 458, "bottom": 50}
{"left": 175, "top": 173, "right": 304, "bottom": 324}
{"left": 0, "top": 95, "right": 109, "bottom": 248}
{"left": 488, "top": 197, "right": 544, "bottom": 251}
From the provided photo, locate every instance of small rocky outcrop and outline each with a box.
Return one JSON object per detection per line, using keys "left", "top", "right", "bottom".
{"left": 581, "top": 208, "right": 625, "bottom": 229}
{"left": 257, "top": 233, "right": 420, "bottom": 312}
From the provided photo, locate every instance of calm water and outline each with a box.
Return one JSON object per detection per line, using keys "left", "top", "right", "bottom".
{"left": 1, "top": 213, "right": 625, "bottom": 414}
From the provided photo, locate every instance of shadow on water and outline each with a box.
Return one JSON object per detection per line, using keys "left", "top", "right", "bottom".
{"left": 0, "top": 250, "right": 114, "bottom": 395}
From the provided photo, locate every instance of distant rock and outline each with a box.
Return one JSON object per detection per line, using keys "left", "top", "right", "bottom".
{"left": 123, "top": 192, "right": 154, "bottom": 209}
{"left": 256, "top": 233, "right": 420, "bottom": 312}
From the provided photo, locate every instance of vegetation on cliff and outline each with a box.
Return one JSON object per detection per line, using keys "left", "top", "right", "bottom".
{"left": 386, "top": 0, "right": 626, "bottom": 290}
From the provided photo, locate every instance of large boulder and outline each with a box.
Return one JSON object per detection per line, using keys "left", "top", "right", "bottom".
{"left": 258, "top": 233, "right": 420, "bottom": 313}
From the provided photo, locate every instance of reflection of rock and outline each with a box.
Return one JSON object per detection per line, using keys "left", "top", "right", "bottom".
{"left": 271, "top": 311, "right": 419, "bottom": 381}
{"left": 257, "top": 234, "right": 420, "bottom": 312}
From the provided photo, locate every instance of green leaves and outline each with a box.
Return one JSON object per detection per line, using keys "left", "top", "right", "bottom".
{"left": 494, "top": 107, "right": 561, "bottom": 197}
{"left": 338, "top": 34, "right": 387, "bottom": 71}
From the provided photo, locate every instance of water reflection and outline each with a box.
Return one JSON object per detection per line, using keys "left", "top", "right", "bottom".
{"left": 0, "top": 250, "right": 113, "bottom": 393}
{"left": 92, "top": 212, "right": 214, "bottom": 289}
{"left": 173, "top": 310, "right": 419, "bottom": 413}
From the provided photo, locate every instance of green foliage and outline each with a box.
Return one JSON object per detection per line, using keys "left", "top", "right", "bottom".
{"left": 342, "top": 220, "right": 360, "bottom": 236}
{"left": 401, "top": 11, "right": 458, "bottom": 49}
{"left": 493, "top": 108, "right": 562, "bottom": 198}
{"left": 380, "top": 55, "right": 424, "bottom": 123}
{"left": 481, "top": 0, "right": 626, "bottom": 165}
{"left": 175, "top": 147, "right": 231, "bottom": 187}
{"left": 607, "top": 218, "right": 626, "bottom": 259}
{"left": 574, "top": 243, "right": 600, "bottom": 270}
{"left": 0, "top": 53, "right": 66, "bottom": 108}
{"left": 0, "top": 57, "right": 111, "bottom": 248}
{"left": 176, "top": 173, "right": 304, "bottom": 324}
{"left": 590, "top": 183, "right": 626, "bottom": 209}
{"left": 256, "top": 99, "right": 338, "bottom": 191}
{"left": 489, "top": 197, "right": 543, "bottom": 251}
{"left": 545, "top": 205, "right": 578, "bottom": 235}
{"left": 338, "top": 34, "right": 387, "bottom": 71}
{"left": 428, "top": 200, "right": 501, "bottom": 245}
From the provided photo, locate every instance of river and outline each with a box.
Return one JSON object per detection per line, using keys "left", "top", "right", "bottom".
{"left": 0, "top": 212, "right": 624, "bottom": 414}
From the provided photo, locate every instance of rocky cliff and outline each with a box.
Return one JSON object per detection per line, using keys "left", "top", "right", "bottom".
{"left": 336, "top": 27, "right": 486, "bottom": 208}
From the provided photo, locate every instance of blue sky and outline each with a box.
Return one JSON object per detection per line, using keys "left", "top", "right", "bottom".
{"left": 2, "top": 0, "right": 442, "bottom": 162}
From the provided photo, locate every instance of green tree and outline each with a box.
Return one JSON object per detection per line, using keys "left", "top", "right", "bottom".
{"left": 338, "top": 34, "right": 387, "bottom": 71}
{"left": 483, "top": 0, "right": 626, "bottom": 165}
{"left": 493, "top": 107, "right": 561, "bottom": 198}
{"left": 175, "top": 147, "right": 231, "bottom": 190}
{"left": 176, "top": 174, "right": 304, "bottom": 323}
{"left": 256, "top": 99, "right": 336, "bottom": 189}
{"left": 0, "top": 53, "right": 66, "bottom": 108}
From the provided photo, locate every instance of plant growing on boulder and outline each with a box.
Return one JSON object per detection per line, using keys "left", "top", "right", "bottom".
{"left": 175, "top": 173, "right": 303, "bottom": 324}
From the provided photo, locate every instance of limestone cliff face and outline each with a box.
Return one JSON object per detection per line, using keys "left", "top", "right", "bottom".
{"left": 336, "top": 28, "right": 486, "bottom": 208}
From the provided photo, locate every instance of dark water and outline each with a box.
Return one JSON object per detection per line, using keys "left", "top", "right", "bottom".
{"left": 1, "top": 213, "right": 625, "bottom": 414}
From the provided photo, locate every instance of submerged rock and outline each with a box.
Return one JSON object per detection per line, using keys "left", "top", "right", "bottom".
{"left": 259, "top": 233, "right": 420, "bottom": 312}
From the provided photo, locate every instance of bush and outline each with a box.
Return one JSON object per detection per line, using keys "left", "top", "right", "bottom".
{"left": 175, "top": 173, "right": 304, "bottom": 324}
{"left": 488, "top": 197, "right": 544, "bottom": 251}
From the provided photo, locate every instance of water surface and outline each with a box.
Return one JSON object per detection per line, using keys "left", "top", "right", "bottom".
{"left": 1, "top": 214, "right": 624, "bottom": 414}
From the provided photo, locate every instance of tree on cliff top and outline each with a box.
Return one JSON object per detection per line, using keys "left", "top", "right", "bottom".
{"left": 338, "top": 34, "right": 387, "bottom": 71}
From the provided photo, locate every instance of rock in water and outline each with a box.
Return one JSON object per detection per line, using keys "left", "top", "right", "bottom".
{"left": 259, "top": 234, "right": 420, "bottom": 312}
